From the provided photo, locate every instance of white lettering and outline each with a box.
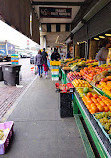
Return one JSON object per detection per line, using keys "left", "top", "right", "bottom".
{"left": 51, "top": 12, "right": 58, "bottom": 15}
{"left": 55, "top": 9, "right": 66, "bottom": 13}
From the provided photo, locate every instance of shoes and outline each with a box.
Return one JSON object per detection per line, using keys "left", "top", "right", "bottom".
{"left": 45, "top": 75, "right": 47, "bottom": 79}
{"left": 40, "top": 74, "right": 42, "bottom": 78}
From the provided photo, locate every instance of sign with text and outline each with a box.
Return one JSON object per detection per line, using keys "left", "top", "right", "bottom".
{"left": 40, "top": 7, "right": 71, "bottom": 18}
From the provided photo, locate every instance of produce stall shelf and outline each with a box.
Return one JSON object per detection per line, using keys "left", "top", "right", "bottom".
{"left": 92, "top": 85, "right": 111, "bottom": 100}
{"left": 74, "top": 90, "right": 111, "bottom": 158}
{"left": 59, "top": 67, "right": 71, "bottom": 84}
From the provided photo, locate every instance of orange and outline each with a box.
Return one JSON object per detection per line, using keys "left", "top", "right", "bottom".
{"left": 98, "top": 105, "right": 104, "bottom": 112}
{"left": 109, "top": 106, "right": 111, "bottom": 112}
{"left": 91, "top": 106, "right": 98, "bottom": 113}
{"left": 93, "top": 94, "right": 98, "bottom": 99}
{"left": 91, "top": 98, "right": 97, "bottom": 104}
{"left": 100, "top": 101, "right": 106, "bottom": 107}
{"left": 106, "top": 102, "right": 111, "bottom": 107}
{"left": 87, "top": 92, "right": 93, "bottom": 98}
{"left": 104, "top": 106, "right": 109, "bottom": 112}
{"left": 96, "top": 103, "right": 100, "bottom": 108}
{"left": 90, "top": 103, "right": 96, "bottom": 108}
{"left": 87, "top": 99, "right": 93, "bottom": 104}
{"left": 97, "top": 98, "right": 102, "bottom": 102}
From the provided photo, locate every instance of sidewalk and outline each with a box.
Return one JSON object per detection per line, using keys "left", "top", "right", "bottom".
{"left": 0, "top": 59, "right": 35, "bottom": 119}
{"left": 3, "top": 75, "right": 86, "bottom": 158}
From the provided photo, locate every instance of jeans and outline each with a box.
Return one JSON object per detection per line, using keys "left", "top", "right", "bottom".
{"left": 37, "top": 65, "right": 43, "bottom": 76}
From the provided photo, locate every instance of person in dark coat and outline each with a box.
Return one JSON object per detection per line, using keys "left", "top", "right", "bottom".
{"left": 41, "top": 48, "right": 48, "bottom": 64}
{"left": 35, "top": 50, "right": 44, "bottom": 78}
{"left": 66, "top": 51, "right": 72, "bottom": 59}
{"left": 51, "top": 48, "right": 60, "bottom": 61}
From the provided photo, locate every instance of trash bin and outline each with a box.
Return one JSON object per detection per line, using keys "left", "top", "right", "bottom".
{"left": 59, "top": 93, "right": 73, "bottom": 118}
{"left": 2, "top": 64, "right": 21, "bottom": 86}
{"left": 0, "top": 66, "right": 3, "bottom": 81}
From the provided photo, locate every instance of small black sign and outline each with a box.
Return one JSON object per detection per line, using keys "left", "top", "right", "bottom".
{"left": 40, "top": 7, "right": 72, "bottom": 18}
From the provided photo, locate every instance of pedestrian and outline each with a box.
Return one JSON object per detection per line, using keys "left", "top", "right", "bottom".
{"left": 51, "top": 48, "right": 60, "bottom": 61}
{"left": 43, "top": 63, "right": 48, "bottom": 79}
{"left": 35, "top": 50, "right": 43, "bottom": 78}
{"left": 95, "top": 39, "right": 111, "bottom": 65}
{"left": 66, "top": 51, "right": 72, "bottom": 59}
{"left": 41, "top": 48, "right": 48, "bottom": 64}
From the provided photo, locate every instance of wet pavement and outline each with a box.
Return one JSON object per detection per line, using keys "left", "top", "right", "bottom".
{"left": 0, "top": 58, "right": 36, "bottom": 119}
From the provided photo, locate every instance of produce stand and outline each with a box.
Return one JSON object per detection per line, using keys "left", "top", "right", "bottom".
{"left": 59, "top": 68, "right": 71, "bottom": 84}
{"left": 73, "top": 90, "right": 111, "bottom": 157}
{"left": 91, "top": 84, "right": 111, "bottom": 100}
{"left": 59, "top": 68, "right": 111, "bottom": 157}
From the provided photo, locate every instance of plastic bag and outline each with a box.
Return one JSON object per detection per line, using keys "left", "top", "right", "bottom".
{"left": 35, "top": 66, "right": 38, "bottom": 75}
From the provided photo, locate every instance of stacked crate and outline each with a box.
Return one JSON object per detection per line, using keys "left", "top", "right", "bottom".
{"left": 11, "top": 54, "right": 19, "bottom": 65}
{"left": 50, "top": 61, "right": 61, "bottom": 81}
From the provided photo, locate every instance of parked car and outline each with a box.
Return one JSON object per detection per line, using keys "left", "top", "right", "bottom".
{"left": 30, "top": 53, "right": 37, "bottom": 64}
{"left": 20, "top": 52, "right": 27, "bottom": 58}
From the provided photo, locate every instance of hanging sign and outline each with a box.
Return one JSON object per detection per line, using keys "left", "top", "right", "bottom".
{"left": 40, "top": 7, "right": 71, "bottom": 18}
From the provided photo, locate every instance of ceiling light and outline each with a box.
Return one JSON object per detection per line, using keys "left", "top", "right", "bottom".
{"left": 99, "top": 36, "right": 105, "bottom": 38}
{"left": 105, "top": 34, "right": 111, "bottom": 36}
{"left": 77, "top": 42, "right": 79, "bottom": 45}
{"left": 94, "top": 38, "right": 99, "bottom": 40}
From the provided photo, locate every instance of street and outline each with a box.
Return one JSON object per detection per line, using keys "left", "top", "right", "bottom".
{"left": 0, "top": 58, "right": 36, "bottom": 120}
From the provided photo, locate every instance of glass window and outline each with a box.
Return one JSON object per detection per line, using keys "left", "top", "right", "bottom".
{"left": 56, "top": 24, "right": 60, "bottom": 32}
{"left": 66, "top": 24, "right": 70, "bottom": 31}
{"left": 47, "top": 24, "right": 51, "bottom": 32}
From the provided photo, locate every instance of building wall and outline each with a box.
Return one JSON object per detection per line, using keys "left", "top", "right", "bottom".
{"left": 0, "top": 0, "right": 40, "bottom": 44}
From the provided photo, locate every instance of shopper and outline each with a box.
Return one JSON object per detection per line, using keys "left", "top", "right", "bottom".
{"left": 43, "top": 63, "right": 48, "bottom": 79}
{"left": 66, "top": 51, "right": 72, "bottom": 59}
{"left": 95, "top": 39, "right": 111, "bottom": 65}
{"left": 35, "top": 50, "right": 43, "bottom": 78}
{"left": 41, "top": 48, "right": 48, "bottom": 64}
{"left": 51, "top": 48, "right": 60, "bottom": 61}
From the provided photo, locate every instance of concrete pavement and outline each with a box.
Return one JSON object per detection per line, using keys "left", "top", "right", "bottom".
{"left": 2, "top": 74, "right": 87, "bottom": 158}
{"left": 0, "top": 58, "right": 35, "bottom": 120}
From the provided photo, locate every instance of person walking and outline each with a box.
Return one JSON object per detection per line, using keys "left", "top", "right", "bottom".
{"left": 51, "top": 48, "right": 60, "bottom": 61}
{"left": 35, "top": 50, "right": 43, "bottom": 78}
{"left": 43, "top": 63, "right": 48, "bottom": 79}
{"left": 41, "top": 48, "right": 48, "bottom": 64}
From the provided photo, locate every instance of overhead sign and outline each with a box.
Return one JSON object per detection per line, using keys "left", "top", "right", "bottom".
{"left": 40, "top": 7, "right": 71, "bottom": 18}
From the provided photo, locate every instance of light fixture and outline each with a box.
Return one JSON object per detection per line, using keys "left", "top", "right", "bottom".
{"left": 105, "top": 34, "right": 111, "bottom": 36}
{"left": 77, "top": 42, "right": 79, "bottom": 45}
{"left": 99, "top": 36, "right": 105, "bottom": 38}
{"left": 94, "top": 38, "right": 99, "bottom": 40}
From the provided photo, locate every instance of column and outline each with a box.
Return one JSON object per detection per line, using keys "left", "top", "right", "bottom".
{"left": 75, "top": 44, "right": 80, "bottom": 58}
{"left": 89, "top": 39, "right": 98, "bottom": 59}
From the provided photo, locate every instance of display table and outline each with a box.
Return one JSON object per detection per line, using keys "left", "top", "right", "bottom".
{"left": 59, "top": 68, "right": 71, "bottom": 84}
{"left": 73, "top": 90, "right": 111, "bottom": 158}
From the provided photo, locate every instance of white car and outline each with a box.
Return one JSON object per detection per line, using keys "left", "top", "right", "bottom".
{"left": 21, "top": 52, "right": 27, "bottom": 58}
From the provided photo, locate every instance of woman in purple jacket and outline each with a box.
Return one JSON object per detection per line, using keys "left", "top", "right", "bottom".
{"left": 35, "top": 50, "right": 44, "bottom": 78}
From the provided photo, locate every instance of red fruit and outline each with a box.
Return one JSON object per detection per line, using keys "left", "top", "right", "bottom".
{"left": 87, "top": 92, "right": 93, "bottom": 98}
{"left": 93, "top": 94, "right": 98, "bottom": 99}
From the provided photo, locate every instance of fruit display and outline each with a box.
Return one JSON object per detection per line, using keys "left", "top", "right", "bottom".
{"left": 97, "top": 80, "right": 111, "bottom": 97}
{"left": 72, "top": 79, "right": 92, "bottom": 88}
{"left": 76, "top": 87, "right": 98, "bottom": 98}
{"left": 91, "top": 70, "right": 109, "bottom": 85}
{"left": 94, "top": 112, "right": 111, "bottom": 135}
{"left": 67, "top": 71, "right": 83, "bottom": 82}
{"left": 82, "top": 94, "right": 111, "bottom": 114}
{"left": 80, "top": 66, "right": 109, "bottom": 82}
